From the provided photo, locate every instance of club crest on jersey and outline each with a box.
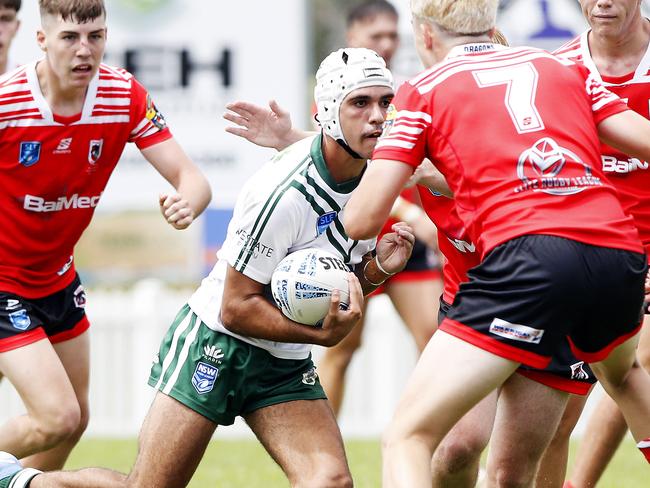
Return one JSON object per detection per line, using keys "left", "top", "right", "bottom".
{"left": 146, "top": 94, "right": 167, "bottom": 130}
{"left": 19, "top": 142, "right": 41, "bottom": 167}
{"left": 317, "top": 211, "right": 337, "bottom": 235}
{"left": 88, "top": 139, "right": 103, "bottom": 164}
{"left": 191, "top": 361, "right": 219, "bottom": 395}
{"left": 8, "top": 309, "right": 31, "bottom": 331}
{"left": 381, "top": 104, "right": 397, "bottom": 137}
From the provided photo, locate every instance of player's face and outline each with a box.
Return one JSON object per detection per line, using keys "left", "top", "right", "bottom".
{"left": 0, "top": 7, "right": 19, "bottom": 63}
{"left": 339, "top": 86, "right": 394, "bottom": 159}
{"left": 38, "top": 14, "right": 107, "bottom": 89}
{"left": 579, "top": 0, "right": 642, "bottom": 37}
{"left": 347, "top": 14, "right": 400, "bottom": 67}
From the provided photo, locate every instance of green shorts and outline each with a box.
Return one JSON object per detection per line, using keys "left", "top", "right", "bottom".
{"left": 148, "top": 304, "right": 327, "bottom": 425}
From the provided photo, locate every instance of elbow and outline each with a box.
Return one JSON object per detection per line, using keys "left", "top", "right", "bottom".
{"left": 219, "top": 301, "right": 242, "bottom": 334}
{"left": 344, "top": 212, "right": 381, "bottom": 240}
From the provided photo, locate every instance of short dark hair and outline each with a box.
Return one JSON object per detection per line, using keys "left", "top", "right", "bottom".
{"left": 0, "top": 0, "right": 21, "bottom": 12}
{"left": 39, "top": 0, "right": 105, "bottom": 23}
{"left": 346, "top": 0, "right": 398, "bottom": 28}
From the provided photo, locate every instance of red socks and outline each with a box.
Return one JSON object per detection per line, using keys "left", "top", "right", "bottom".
{"left": 638, "top": 438, "right": 650, "bottom": 463}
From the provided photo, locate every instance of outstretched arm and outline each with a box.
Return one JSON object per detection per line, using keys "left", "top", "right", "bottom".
{"left": 140, "top": 138, "right": 212, "bottom": 230}
{"left": 224, "top": 100, "right": 314, "bottom": 151}
{"left": 598, "top": 110, "right": 650, "bottom": 162}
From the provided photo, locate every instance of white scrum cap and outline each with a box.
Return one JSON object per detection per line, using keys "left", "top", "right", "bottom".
{"left": 314, "top": 48, "right": 393, "bottom": 147}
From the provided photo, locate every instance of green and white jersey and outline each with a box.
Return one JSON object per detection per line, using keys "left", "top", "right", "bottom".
{"left": 188, "top": 134, "right": 375, "bottom": 359}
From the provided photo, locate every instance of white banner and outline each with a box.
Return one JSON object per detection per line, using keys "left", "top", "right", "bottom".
{"left": 12, "top": 0, "right": 308, "bottom": 210}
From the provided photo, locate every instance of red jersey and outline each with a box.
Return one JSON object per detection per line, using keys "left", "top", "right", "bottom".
{"left": 375, "top": 43, "right": 642, "bottom": 258}
{"left": 0, "top": 62, "right": 172, "bottom": 298}
{"left": 555, "top": 33, "right": 650, "bottom": 252}
{"left": 416, "top": 186, "right": 479, "bottom": 304}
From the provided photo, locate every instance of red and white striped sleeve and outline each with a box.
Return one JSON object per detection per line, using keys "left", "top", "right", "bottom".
{"left": 372, "top": 81, "right": 431, "bottom": 170}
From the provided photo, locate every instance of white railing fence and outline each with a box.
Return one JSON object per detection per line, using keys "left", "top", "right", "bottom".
{"left": 0, "top": 280, "right": 603, "bottom": 439}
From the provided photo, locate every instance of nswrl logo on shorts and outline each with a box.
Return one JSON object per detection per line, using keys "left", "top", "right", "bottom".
{"left": 192, "top": 361, "right": 219, "bottom": 394}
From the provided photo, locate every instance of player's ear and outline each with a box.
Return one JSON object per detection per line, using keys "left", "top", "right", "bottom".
{"left": 36, "top": 29, "right": 46, "bottom": 52}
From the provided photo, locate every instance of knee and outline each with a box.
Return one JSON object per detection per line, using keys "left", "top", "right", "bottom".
{"left": 432, "top": 437, "right": 484, "bottom": 476}
{"left": 33, "top": 401, "right": 82, "bottom": 449}
{"left": 292, "top": 465, "right": 353, "bottom": 488}
{"left": 488, "top": 459, "right": 537, "bottom": 488}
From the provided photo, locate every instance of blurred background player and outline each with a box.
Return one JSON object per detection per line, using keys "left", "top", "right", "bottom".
{"left": 0, "top": 0, "right": 20, "bottom": 74}
{"left": 0, "top": 0, "right": 210, "bottom": 472}
{"left": 553, "top": 1, "right": 650, "bottom": 486}
{"left": 316, "top": 0, "right": 443, "bottom": 418}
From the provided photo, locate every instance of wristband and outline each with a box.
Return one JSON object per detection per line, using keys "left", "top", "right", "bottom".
{"left": 363, "top": 259, "right": 387, "bottom": 287}
{"left": 375, "top": 255, "right": 395, "bottom": 277}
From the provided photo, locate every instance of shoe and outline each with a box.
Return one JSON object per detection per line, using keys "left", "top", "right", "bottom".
{"left": 0, "top": 452, "right": 41, "bottom": 488}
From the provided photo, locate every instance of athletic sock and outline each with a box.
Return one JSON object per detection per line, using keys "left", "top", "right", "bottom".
{"left": 638, "top": 437, "right": 650, "bottom": 462}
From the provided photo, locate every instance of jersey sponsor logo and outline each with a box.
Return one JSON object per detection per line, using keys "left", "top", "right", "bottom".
{"left": 88, "top": 139, "right": 103, "bottom": 164}
{"left": 601, "top": 155, "right": 649, "bottom": 174}
{"left": 5, "top": 299, "right": 20, "bottom": 311}
{"left": 23, "top": 193, "right": 103, "bottom": 213}
{"left": 301, "top": 367, "right": 318, "bottom": 386}
{"left": 146, "top": 94, "right": 167, "bottom": 130}
{"left": 570, "top": 361, "right": 589, "bottom": 381}
{"left": 515, "top": 137, "right": 602, "bottom": 196}
{"left": 489, "top": 317, "right": 544, "bottom": 344}
{"left": 203, "top": 344, "right": 225, "bottom": 363}
{"left": 8, "top": 309, "right": 31, "bottom": 331}
{"left": 191, "top": 361, "right": 218, "bottom": 394}
{"left": 73, "top": 285, "right": 86, "bottom": 309}
{"left": 234, "top": 228, "right": 274, "bottom": 259}
{"left": 57, "top": 256, "right": 74, "bottom": 276}
{"left": 55, "top": 138, "right": 73, "bottom": 154}
{"left": 447, "top": 237, "right": 476, "bottom": 253}
{"left": 18, "top": 141, "right": 41, "bottom": 167}
{"left": 316, "top": 211, "right": 337, "bottom": 235}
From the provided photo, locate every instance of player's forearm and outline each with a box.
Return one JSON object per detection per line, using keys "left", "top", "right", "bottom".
{"left": 354, "top": 254, "right": 393, "bottom": 295}
{"left": 278, "top": 129, "right": 315, "bottom": 151}
{"left": 220, "top": 294, "right": 328, "bottom": 345}
{"left": 176, "top": 168, "right": 212, "bottom": 219}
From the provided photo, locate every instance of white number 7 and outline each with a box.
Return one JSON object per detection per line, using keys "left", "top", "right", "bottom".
{"left": 473, "top": 63, "right": 544, "bottom": 134}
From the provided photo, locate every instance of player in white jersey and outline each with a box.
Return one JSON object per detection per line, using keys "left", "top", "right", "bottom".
{"left": 0, "top": 47, "right": 414, "bottom": 488}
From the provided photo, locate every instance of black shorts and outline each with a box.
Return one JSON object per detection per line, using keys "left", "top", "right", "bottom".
{"left": 0, "top": 273, "right": 90, "bottom": 352}
{"left": 439, "top": 297, "right": 595, "bottom": 395}
{"left": 441, "top": 235, "right": 646, "bottom": 369}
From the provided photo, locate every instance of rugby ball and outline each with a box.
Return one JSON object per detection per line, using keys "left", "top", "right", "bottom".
{"left": 271, "top": 248, "right": 350, "bottom": 326}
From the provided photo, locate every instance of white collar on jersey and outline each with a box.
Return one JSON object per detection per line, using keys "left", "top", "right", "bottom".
{"left": 579, "top": 25, "right": 650, "bottom": 85}
{"left": 445, "top": 42, "right": 508, "bottom": 60}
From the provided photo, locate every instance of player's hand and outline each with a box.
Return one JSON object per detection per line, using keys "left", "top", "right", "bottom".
{"left": 410, "top": 159, "right": 453, "bottom": 197}
{"left": 318, "top": 273, "right": 363, "bottom": 347}
{"left": 376, "top": 222, "right": 415, "bottom": 275}
{"left": 159, "top": 193, "right": 195, "bottom": 230}
{"left": 224, "top": 100, "right": 292, "bottom": 150}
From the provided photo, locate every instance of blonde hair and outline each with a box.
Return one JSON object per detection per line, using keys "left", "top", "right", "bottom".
{"left": 411, "top": 0, "right": 498, "bottom": 35}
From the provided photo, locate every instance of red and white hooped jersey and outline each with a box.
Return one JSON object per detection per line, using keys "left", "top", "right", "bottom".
{"left": 374, "top": 43, "right": 642, "bottom": 258}
{"left": 555, "top": 33, "right": 650, "bottom": 253}
{"left": 0, "top": 61, "right": 172, "bottom": 298}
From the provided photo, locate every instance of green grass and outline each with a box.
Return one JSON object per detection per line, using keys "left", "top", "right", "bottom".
{"left": 65, "top": 438, "right": 646, "bottom": 487}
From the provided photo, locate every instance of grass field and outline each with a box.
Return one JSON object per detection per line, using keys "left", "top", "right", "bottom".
{"left": 65, "top": 437, "right": 647, "bottom": 487}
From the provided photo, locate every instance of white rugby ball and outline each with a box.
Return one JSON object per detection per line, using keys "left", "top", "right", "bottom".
{"left": 271, "top": 248, "right": 350, "bottom": 326}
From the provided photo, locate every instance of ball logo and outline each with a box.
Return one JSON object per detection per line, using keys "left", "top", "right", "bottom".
{"left": 515, "top": 137, "right": 601, "bottom": 195}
